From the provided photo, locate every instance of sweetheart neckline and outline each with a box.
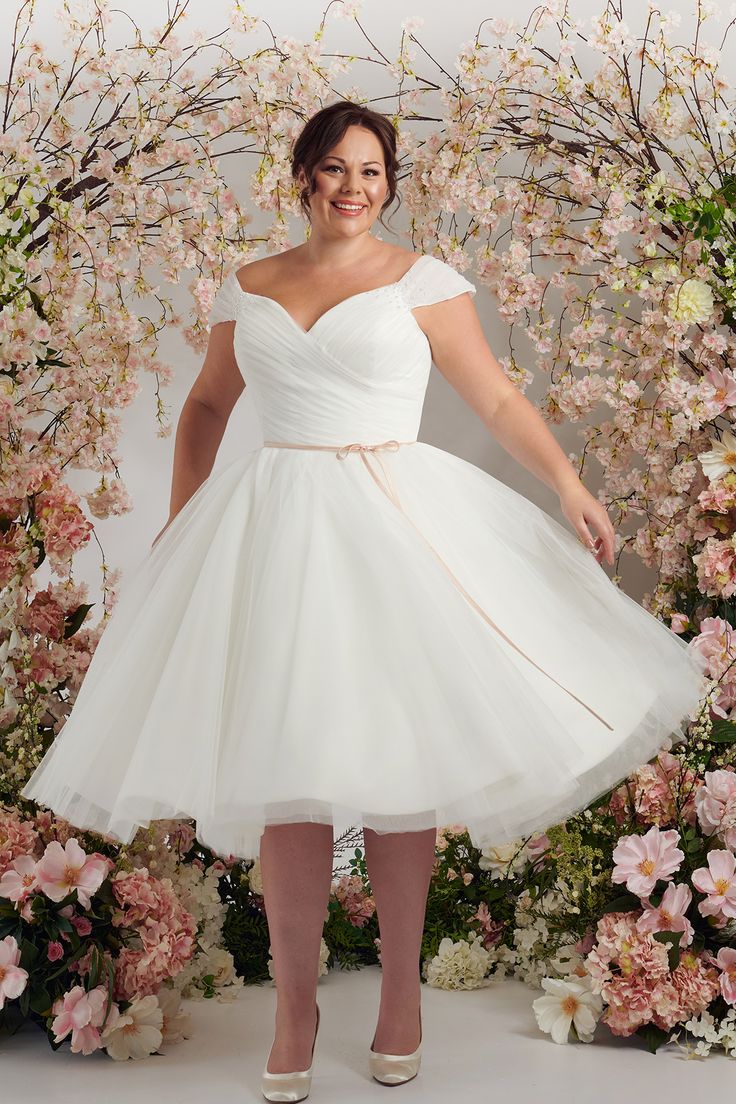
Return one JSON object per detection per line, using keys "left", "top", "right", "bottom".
{"left": 231, "top": 253, "right": 431, "bottom": 337}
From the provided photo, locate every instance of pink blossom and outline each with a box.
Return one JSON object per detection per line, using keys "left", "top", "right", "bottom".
{"left": 47, "top": 941, "right": 64, "bottom": 962}
{"left": 636, "top": 882, "right": 694, "bottom": 947}
{"left": 34, "top": 838, "right": 112, "bottom": 909}
{"left": 695, "top": 768, "right": 736, "bottom": 848}
{"left": 713, "top": 947, "right": 736, "bottom": 1004}
{"left": 331, "top": 874, "right": 376, "bottom": 928}
{"left": 51, "top": 984, "right": 115, "bottom": 1055}
{"left": 0, "top": 853, "right": 39, "bottom": 905}
{"left": 0, "top": 935, "right": 29, "bottom": 1008}
{"left": 611, "top": 826, "right": 684, "bottom": 897}
{"left": 691, "top": 849, "right": 736, "bottom": 923}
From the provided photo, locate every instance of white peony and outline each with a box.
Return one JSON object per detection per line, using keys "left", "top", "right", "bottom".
{"left": 666, "top": 277, "right": 714, "bottom": 324}
{"left": 101, "top": 994, "right": 164, "bottom": 1060}
{"left": 423, "top": 932, "right": 493, "bottom": 990}
{"left": 532, "top": 973, "right": 603, "bottom": 1044}
{"left": 697, "top": 427, "right": 736, "bottom": 482}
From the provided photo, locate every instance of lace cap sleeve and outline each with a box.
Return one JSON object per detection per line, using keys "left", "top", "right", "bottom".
{"left": 208, "top": 272, "right": 241, "bottom": 327}
{"left": 402, "top": 255, "right": 476, "bottom": 309}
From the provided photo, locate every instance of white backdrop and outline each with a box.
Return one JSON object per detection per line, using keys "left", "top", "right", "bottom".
{"left": 1, "top": 0, "right": 726, "bottom": 607}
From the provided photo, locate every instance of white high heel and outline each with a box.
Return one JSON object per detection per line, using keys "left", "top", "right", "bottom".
{"left": 262, "top": 1003, "right": 320, "bottom": 1103}
{"left": 369, "top": 1006, "right": 422, "bottom": 1086}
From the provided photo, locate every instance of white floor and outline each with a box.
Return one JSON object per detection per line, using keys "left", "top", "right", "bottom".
{"left": 2, "top": 963, "right": 735, "bottom": 1102}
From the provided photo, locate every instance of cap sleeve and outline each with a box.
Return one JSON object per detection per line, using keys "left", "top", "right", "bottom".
{"left": 402, "top": 255, "right": 476, "bottom": 309}
{"left": 208, "top": 272, "right": 242, "bottom": 327}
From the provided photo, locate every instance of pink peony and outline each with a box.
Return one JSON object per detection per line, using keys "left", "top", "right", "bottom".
{"left": 34, "top": 838, "right": 112, "bottom": 910}
{"left": 611, "top": 826, "right": 684, "bottom": 898}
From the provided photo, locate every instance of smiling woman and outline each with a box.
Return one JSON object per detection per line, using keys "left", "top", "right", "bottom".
{"left": 20, "top": 98, "right": 710, "bottom": 1098}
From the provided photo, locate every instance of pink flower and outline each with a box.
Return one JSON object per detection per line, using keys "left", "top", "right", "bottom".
{"left": 611, "top": 826, "right": 684, "bottom": 898}
{"left": 0, "top": 935, "right": 29, "bottom": 1008}
{"left": 636, "top": 882, "right": 694, "bottom": 948}
{"left": 713, "top": 947, "right": 736, "bottom": 1004}
{"left": 0, "top": 854, "right": 39, "bottom": 905}
{"left": 71, "top": 914, "right": 93, "bottom": 936}
{"left": 691, "top": 849, "right": 736, "bottom": 922}
{"left": 34, "top": 838, "right": 112, "bottom": 909}
{"left": 695, "top": 769, "right": 736, "bottom": 848}
{"left": 51, "top": 984, "right": 114, "bottom": 1055}
{"left": 47, "top": 941, "right": 64, "bottom": 962}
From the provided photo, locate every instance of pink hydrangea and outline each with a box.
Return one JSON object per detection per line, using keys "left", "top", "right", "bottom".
{"left": 0, "top": 806, "right": 41, "bottom": 877}
{"left": 105, "top": 868, "right": 197, "bottom": 1001}
{"left": 584, "top": 912, "right": 719, "bottom": 1036}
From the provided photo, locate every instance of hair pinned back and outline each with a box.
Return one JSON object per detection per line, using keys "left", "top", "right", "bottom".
{"left": 291, "top": 100, "right": 401, "bottom": 234}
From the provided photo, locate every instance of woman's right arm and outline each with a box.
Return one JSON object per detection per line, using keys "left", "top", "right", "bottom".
{"left": 151, "top": 320, "right": 245, "bottom": 548}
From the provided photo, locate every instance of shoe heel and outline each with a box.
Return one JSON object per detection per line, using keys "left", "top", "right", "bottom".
{"left": 369, "top": 1007, "right": 422, "bottom": 1086}
{"left": 262, "top": 1003, "right": 320, "bottom": 1103}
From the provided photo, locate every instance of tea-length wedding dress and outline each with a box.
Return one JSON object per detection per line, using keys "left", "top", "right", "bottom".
{"left": 21, "top": 254, "right": 709, "bottom": 860}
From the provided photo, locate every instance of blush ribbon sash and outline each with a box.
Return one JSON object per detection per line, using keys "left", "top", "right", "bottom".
{"left": 262, "top": 438, "right": 613, "bottom": 731}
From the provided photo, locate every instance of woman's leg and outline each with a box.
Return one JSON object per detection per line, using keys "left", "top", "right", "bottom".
{"left": 363, "top": 826, "right": 437, "bottom": 1053}
{"left": 259, "top": 821, "right": 334, "bottom": 1073}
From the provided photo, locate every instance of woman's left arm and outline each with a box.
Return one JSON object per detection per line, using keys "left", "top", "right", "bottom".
{"left": 416, "top": 293, "right": 616, "bottom": 566}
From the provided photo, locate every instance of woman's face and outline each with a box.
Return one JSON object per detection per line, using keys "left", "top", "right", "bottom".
{"left": 297, "top": 124, "right": 389, "bottom": 238}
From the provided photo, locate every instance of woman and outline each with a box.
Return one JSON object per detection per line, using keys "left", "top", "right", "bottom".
{"left": 22, "top": 100, "right": 708, "bottom": 1100}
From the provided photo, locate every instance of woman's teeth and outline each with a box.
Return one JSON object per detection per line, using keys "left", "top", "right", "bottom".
{"left": 331, "top": 201, "right": 366, "bottom": 216}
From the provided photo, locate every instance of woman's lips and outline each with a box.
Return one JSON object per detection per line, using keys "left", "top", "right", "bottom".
{"left": 330, "top": 201, "right": 367, "bottom": 217}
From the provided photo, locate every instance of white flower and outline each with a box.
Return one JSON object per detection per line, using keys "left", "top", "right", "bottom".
{"left": 532, "top": 974, "right": 603, "bottom": 1045}
{"left": 200, "top": 947, "right": 236, "bottom": 987}
{"left": 697, "top": 428, "right": 736, "bottom": 482}
{"left": 666, "top": 277, "right": 714, "bottom": 324}
{"left": 101, "top": 994, "right": 163, "bottom": 1060}
{"left": 248, "top": 857, "right": 263, "bottom": 896}
{"left": 423, "top": 932, "right": 493, "bottom": 990}
{"left": 478, "top": 839, "right": 528, "bottom": 879}
{"left": 156, "top": 985, "right": 193, "bottom": 1045}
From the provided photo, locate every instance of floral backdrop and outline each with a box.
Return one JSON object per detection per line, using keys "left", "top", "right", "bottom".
{"left": 1, "top": 0, "right": 736, "bottom": 1062}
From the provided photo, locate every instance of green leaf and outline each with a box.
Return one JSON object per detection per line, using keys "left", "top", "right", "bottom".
{"left": 708, "top": 719, "right": 736, "bottom": 744}
{"left": 638, "top": 1021, "right": 670, "bottom": 1054}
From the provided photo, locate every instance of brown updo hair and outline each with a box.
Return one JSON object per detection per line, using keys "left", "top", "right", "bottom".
{"left": 291, "top": 99, "right": 401, "bottom": 233}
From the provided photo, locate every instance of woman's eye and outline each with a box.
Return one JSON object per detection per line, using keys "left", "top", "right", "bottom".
{"left": 324, "top": 165, "right": 378, "bottom": 176}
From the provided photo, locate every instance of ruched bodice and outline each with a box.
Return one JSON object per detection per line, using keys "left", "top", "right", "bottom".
{"left": 207, "top": 253, "right": 476, "bottom": 444}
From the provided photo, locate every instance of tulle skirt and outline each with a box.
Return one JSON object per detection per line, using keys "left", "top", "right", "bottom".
{"left": 21, "top": 441, "right": 709, "bottom": 860}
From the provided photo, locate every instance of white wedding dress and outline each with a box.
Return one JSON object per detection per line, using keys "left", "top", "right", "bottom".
{"left": 21, "top": 254, "right": 709, "bottom": 860}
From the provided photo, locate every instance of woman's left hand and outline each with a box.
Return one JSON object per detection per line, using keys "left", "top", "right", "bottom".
{"left": 558, "top": 480, "right": 616, "bottom": 566}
